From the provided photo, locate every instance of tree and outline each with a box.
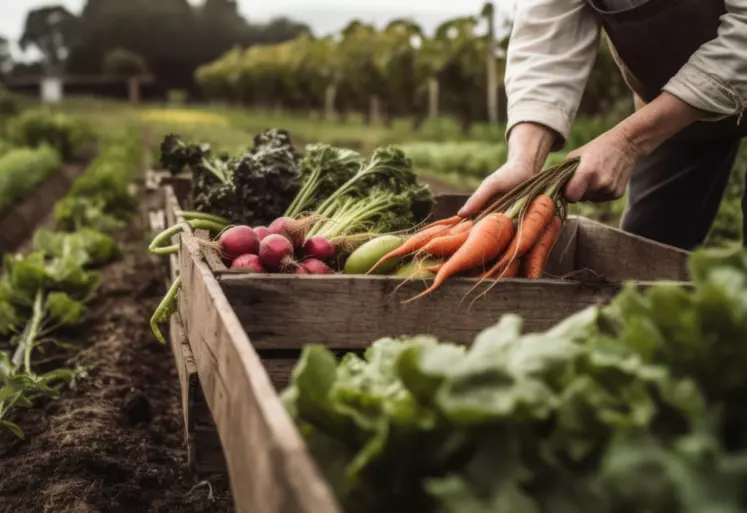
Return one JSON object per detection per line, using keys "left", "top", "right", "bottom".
{"left": 67, "top": 0, "right": 200, "bottom": 89}
{"left": 483, "top": 2, "right": 498, "bottom": 124}
{"left": 198, "top": 0, "right": 250, "bottom": 62}
{"left": 0, "top": 36, "right": 11, "bottom": 75}
{"left": 66, "top": 0, "right": 309, "bottom": 93}
{"left": 373, "top": 20, "right": 424, "bottom": 126}
{"left": 19, "top": 5, "right": 78, "bottom": 76}
{"left": 103, "top": 48, "right": 148, "bottom": 77}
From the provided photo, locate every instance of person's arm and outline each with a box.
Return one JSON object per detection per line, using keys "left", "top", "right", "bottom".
{"left": 564, "top": 0, "right": 747, "bottom": 203}
{"left": 564, "top": 92, "right": 706, "bottom": 202}
{"left": 662, "top": 0, "right": 747, "bottom": 122}
{"left": 505, "top": 0, "right": 602, "bottom": 152}
{"left": 460, "top": 0, "right": 600, "bottom": 216}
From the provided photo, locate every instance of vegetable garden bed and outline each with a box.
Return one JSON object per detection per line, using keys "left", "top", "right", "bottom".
{"left": 152, "top": 178, "right": 691, "bottom": 513}
{"left": 0, "top": 163, "right": 84, "bottom": 257}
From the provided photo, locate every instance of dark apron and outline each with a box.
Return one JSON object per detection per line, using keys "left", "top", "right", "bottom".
{"left": 587, "top": 0, "right": 745, "bottom": 141}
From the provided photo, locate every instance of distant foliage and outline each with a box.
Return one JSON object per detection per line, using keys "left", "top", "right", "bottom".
{"left": 0, "top": 145, "right": 61, "bottom": 210}
{"left": 102, "top": 48, "right": 149, "bottom": 77}
{"left": 8, "top": 109, "right": 94, "bottom": 162}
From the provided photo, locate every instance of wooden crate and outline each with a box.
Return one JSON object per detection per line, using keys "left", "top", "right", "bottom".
{"left": 164, "top": 185, "right": 690, "bottom": 512}
{"left": 0, "top": 164, "right": 84, "bottom": 256}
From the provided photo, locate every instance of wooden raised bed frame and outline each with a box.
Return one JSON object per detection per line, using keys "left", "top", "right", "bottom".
{"left": 154, "top": 180, "right": 690, "bottom": 513}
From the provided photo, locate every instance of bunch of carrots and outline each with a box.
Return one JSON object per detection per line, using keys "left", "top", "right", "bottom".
{"left": 368, "top": 158, "right": 581, "bottom": 301}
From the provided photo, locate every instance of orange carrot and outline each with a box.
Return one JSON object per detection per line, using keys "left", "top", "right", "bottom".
{"left": 367, "top": 220, "right": 460, "bottom": 274}
{"left": 405, "top": 213, "right": 514, "bottom": 301}
{"left": 479, "top": 258, "right": 521, "bottom": 280}
{"left": 425, "top": 215, "right": 465, "bottom": 228}
{"left": 420, "top": 220, "right": 474, "bottom": 257}
{"left": 425, "top": 263, "right": 443, "bottom": 273}
{"left": 502, "top": 259, "right": 522, "bottom": 279}
{"left": 523, "top": 216, "right": 562, "bottom": 279}
{"left": 482, "top": 194, "right": 556, "bottom": 279}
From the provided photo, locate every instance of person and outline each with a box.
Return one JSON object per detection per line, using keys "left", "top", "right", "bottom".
{"left": 459, "top": 0, "right": 747, "bottom": 250}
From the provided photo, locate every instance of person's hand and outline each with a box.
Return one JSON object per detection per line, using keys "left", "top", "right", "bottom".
{"left": 458, "top": 122, "right": 556, "bottom": 217}
{"left": 458, "top": 160, "right": 536, "bottom": 216}
{"left": 563, "top": 127, "right": 641, "bottom": 203}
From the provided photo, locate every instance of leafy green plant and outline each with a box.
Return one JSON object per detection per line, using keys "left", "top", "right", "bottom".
{"left": 55, "top": 126, "right": 142, "bottom": 231}
{"left": 0, "top": 122, "right": 141, "bottom": 438}
{"left": 0, "top": 230, "right": 115, "bottom": 438}
{"left": 284, "top": 244, "right": 747, "bottom": 513}
{"left": 0, "top": 144, "right": 61, "bottom": 211}
{"left": 7, "top": 109, "right": 94, "bottom": 162}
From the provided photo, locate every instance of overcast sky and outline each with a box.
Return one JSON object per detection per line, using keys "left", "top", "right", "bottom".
{"left": 1, "top": 0, "right": 516, "bottom": 57}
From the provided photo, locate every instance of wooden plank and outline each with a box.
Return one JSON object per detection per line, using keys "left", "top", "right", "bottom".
{"left": 169, "top": 312, "right": 190, "bottom": 433}
{"left": 178, "top": 229, "right": 341, "bottom": 513}
{"left": 545, "top": 217, "right": 578, "bottom": 277}
{"left": 161, "top": 175, "right": 192, "bottom": 207}
{"left": 219, "top": 273, "right": 622, "bottom": 350}
{"left": 575, "top": 217, "right": 690, "bottom": 282}
{"left": 262, "top": 358, "right": 298, "bottom": 391}
{"left": 194, "top": 229, "right": 228, "bottom": 272}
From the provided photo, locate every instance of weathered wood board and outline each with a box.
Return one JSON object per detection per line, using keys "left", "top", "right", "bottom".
{"left": 217, "top": 215, "right": 689, "bottom": 352}
{"left": 178, "top": 228, "right": 341, "bottom": 513}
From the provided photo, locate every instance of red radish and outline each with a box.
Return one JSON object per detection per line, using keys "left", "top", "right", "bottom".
{"left": 259, "top": 234, "right": 296, "bottom": 271}
{"left": 219, "top": 226, "right": 259, "bottom": 260}
{"left": 302, "top": 236, "right": 335, "bottom": 262}
{"left": 294, "top": 264, "right": 310, "bottom": 275}
{"left": 269, "top": 217, "right": 305, "bottom": 247}
{"left": 254, "top": 226, "right": 272, "bottom": 241}
{"left": 302, "top": 258, "right": 334, "bottom": 275}
{"left": 231, "top": 254, "right": 265, "bottom": 273}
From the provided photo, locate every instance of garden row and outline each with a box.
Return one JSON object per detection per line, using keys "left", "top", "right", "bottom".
{"left": 142, "top": 128, "right": 747, "bottom": 513}
{"left": 0, "top": 106, "right": 97, "bottom": 255}
{"left": 0, "top": 122, "right": 142, "bottom": 439}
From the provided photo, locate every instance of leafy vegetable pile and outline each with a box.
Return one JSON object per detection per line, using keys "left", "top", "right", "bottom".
{"left": 283, "top": 244, "right": 747, "bottom": 513}
{"left": 151, "top": 129, "right": 433, "bottom": 275}
{"left": 295, "top": 144, "right": 433, "bottom": 240}
{"left": 160, "top": 128, "right": 301, "bottom": 226}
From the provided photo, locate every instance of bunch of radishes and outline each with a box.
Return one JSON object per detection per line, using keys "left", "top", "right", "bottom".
{"left": 219, "top": 217, "right": 335, "bottom": 275}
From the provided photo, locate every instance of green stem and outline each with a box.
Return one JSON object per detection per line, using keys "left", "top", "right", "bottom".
{"left": 12, "top": 290, "right": 45, "bottom": 374}
{"left": 187, "top": 219, "right": 227, "bottom": 233}
{"left": 150, "top": 277, "right": 182, "bottom": 345}
{"left": 285, "top": 164, "right": 323, "bottom": 218}
{"left": 181, "top": 211, "right": 231, "bottom": 226}
{"left": 149, "top": 225, "right": 185, "bottom": 255}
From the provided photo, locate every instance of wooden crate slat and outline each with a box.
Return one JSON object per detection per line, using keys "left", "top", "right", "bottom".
{"left": 575, "top": 216, "right": 690, "bottom": 282}
{"left": 178, "top": 228, "right": 341, "bottom": 513}
{"left": 219, "top": 273, "right": 622, "bottom": 350}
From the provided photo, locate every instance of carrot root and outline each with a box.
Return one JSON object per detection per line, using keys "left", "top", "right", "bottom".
{"left": 523, "top": 216, "right": 562, "bottom": 279}
{"left": 404, "top": 213, "right": 514, "bottom": 303}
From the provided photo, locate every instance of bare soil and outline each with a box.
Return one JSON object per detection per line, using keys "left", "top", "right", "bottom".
{"left": 0, "top": 217, "right": 233, "bottom": 513}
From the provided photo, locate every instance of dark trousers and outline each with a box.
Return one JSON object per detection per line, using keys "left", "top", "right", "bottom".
{"left": 621, "top": 136, "right": 744, "bottom": 250}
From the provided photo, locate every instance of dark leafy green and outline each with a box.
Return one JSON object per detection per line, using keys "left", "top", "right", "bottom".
{"left": 160, "top": 129, "right": 301, "bottom": 226}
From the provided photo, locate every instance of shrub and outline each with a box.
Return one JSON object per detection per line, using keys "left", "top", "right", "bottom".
{"left": 8, "top": 109, "right": 93, "bottom": 162}
{"left": 0, "top": 145, "right": 61, "bottom": 210}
